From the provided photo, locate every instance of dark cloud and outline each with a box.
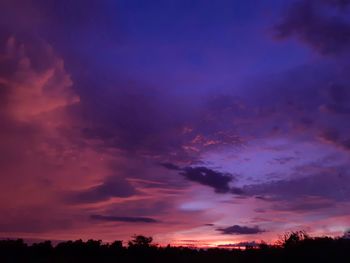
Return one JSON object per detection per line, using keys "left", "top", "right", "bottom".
{"left": 68, "top": 177, "right": 136, "bottom": 203}
{"left": 159, "top": 162, "right": 181, "bottom": 171}
{"left": 216, "top": 225, "right": 264, "bottom": 235}
{"left": 181, "top": 167, "right": 245, "bottom": 194}
{"left": 161, "top": 164, "right": 240, "bottom": 194}
{"left": 275, "top": 0, "right": 350, "bottom": 55}
{"left": 90, "top": 214, "right": 159, "bottom": 223}
{"left": 230, "top": 187, "right": 245, "bottom": 195}
{"left": 181, "top": 166, "right": 233, "bottom": 193}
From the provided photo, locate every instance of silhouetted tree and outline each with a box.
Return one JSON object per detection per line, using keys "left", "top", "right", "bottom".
{"left": 109, "top": 240, "right": 123, "bottom": 250}
{"left": 280, "top": 230, "right": 310, "bottom": 248}
{"left": 128, "top": 235, "right": 153, "bottom": 248}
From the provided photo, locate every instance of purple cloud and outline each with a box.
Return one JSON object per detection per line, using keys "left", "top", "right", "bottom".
{"left": 161, "top": 164, "right": 241, "bottom": 194}
{"left": 68, "top": 177, "right": 136, "bottom": 204}
{"left": 245, "top": 171, "right": 350, "bottom": 203}
{"left": 217, "top": 225, "right": 265, "bottom": 235}
{"left": 275, "top": 0, "right": 350, "bottom": 55}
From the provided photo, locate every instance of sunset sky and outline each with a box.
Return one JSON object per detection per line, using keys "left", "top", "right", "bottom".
{"left": 1, "top": 0, "right": 350, "bottom": 247}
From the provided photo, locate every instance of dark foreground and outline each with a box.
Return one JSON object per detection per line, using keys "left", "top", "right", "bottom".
{"left": 1, "top": 232, "right": 350, "bottom": 263}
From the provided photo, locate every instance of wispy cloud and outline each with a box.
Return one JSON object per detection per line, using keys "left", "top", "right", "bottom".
{"left": 90, "top": 214, "right": 159, "bottom": 223}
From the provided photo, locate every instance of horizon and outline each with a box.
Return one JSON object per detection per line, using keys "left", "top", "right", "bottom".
{"left": 1, "top": 230, "right": 350, "bottom": 248}
{"left": 1, "top": 0, "right": 350, "bottom": 247}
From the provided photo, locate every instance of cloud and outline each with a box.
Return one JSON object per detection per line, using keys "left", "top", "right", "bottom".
{"left": 77, "top": 72, "right": 243, "bottom": 164}
{"left": 319, "top": 129, "right": 350, "bottom": 151}
{"left": 272, "top": 196, "right": 334, "bottom": 212}
{"left": 318, "top": 83, "right": 350, "bottom": 115}
{"left": 321, "top": 0, "right": 350, "bottom": 8}
{"left": 1, "top": 0, "right": 350, "bottom": 243}
{"left": 245, "top": 171, "right": 350, "bottom": 203}
{"left": 328, "top": 83, "right": 350, "bottom": 104}
{"left": 180, "top": 166, "right": 245, "bottom": 194}
{"left": 273, "top": 157, "right": 296, "bottom": 165}
{"left": 216, "top": 225, "right": 265, "bottom": 235}
{"left": 90, "top": 214, "right": 159, "bottom": 223}
{"left": 159, "top": 162, "right": 181, "bottom": 171}
{"left": 275, "top": 0, "right": 350, "bottom": 55}
{"left": 218, "top": 241, "right": 259, "bottom": 248}
{"left": 68, "top": 177, "right": 136, "bottom": 203}
{"left": 0, "top": 34, "right": 88, "bottom": 235}
{"left": 0, "top": 35, "right": 79, "bottom": 122}
{"left": 319, "top": 104, "right": 350, "bottom": 115}
{"left": 0, "top": 218, "right": 72, "bottom": 233}
{"left": 161, "top": 164, "right": 240, "bottom": 194}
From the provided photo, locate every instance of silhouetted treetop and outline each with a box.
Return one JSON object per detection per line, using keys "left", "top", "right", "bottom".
{"left": 128, "top": 235, "right": 154, "bottom": 248}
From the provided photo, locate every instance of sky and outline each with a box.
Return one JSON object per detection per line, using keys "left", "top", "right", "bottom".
{"left": 1, "top": 0, "right": 350, "bottom": 247}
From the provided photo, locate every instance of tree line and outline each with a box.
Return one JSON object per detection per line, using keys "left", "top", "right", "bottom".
{"left": 0, "top": 231, "right": 349, "bottom": 262}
